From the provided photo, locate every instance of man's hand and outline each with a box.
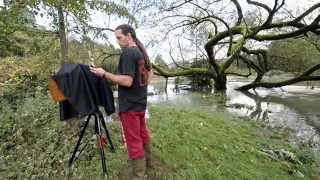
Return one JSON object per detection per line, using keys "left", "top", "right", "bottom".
{"left": 90, "top": 67, "right": 106, "bottom": 77}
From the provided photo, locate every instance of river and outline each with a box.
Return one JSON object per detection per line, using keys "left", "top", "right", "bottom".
{"left": 147, "top": 77, "right": 320, "bottom": 153}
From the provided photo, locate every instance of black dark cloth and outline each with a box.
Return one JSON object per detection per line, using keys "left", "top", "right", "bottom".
{"left": 118, "top": 47, "right": 148, "bottom": 112}
{"left": 52, "top": 64, "right": 115, "bottom": 120}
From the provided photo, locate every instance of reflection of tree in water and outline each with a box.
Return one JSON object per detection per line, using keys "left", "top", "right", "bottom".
{"left": 241, "top": 90, "right": 271, "bottom": 122}
{"left": 151, "top": 79, "right": 168, "bottom": 95}
{"left": 240, "top": 90, "right": 320, "bottom": 150}
{"left": 173, "top": 78, "right": 180, "bottom": 93}
{"left": 213, "top": 91, "right": 228, "bottom": 107}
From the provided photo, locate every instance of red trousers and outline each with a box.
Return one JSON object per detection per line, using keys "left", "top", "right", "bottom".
{"left": 119, "top": 112, "right": 150, "bottom": 159}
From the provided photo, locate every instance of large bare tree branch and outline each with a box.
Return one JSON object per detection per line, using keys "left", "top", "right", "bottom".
{"left": 241, "top": 47, "right": 268, "bottom": 71}
{"left": 239, "top": 55, "right": 263, "bottom": 74}
{"left": 237, "top": 64, "right": 320, "bottom": 90}
{"left": 152, "top": 64, "right": 213, "bottom": 78}
{"left": 226, "top": 71, "right": 252, "bottom": 77}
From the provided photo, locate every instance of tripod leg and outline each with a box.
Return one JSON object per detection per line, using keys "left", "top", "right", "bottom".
{"left": 100, "top": 116, "right": 115, "bottom": 152}
{"left": 69, "top": 115, "right": 91, "bottom": 167}
{"left": 95, "top": 115, "right": 108, "bottom": 177}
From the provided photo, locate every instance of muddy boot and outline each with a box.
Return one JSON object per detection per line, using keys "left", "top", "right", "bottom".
{"left": 130, "top": 157, "right": 146, "bottom": 180}
{"left": 144, "top": 143, "right": 153, "bottom": 169}
{"left": 118, "top": 160, "right": 132, "bottom": 180}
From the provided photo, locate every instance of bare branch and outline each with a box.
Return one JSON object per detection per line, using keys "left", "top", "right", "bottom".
{"left": 226, "top": 72, "right": 252, "bottom": 77}
{"left": 241, "top": 47, "right": 268, "bottom": 71}
{"left": 168, "top": 42, "right": 190, "bottom": 70}
{"left": 97, "top": 51, "right": 121, "bottom": 63}
{"left": 293, "top": 3, "right": 320, "bottom": 23}
{"left": 237, "top": 64, "right": 320, "bottom": 90}
{"left": 230, "top": 0, "right": 243, "bottom": 25}
{"left": 165, "top": 0, "right": 194, "bottom": 11}
{"left": 177, "top": 39, "right": 186, "bottom": 63}
{"left": 87, "top": 25, "right": 115, "bottom": 32}
{"left": 152, "top": 64, "right": 213, "bottom": 78}
{"left": 247, "top": 0, "right": 272, "bottom": 13}
{"left": 254, "top": 24, "right": 320, "bottom": 41}
{"left": 239, "top": 55, "right": 263, "bottom": 74}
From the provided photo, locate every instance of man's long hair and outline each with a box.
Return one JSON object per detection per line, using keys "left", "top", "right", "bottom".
{"left": 115, "top": 24, "right": 151, "bottom": 71}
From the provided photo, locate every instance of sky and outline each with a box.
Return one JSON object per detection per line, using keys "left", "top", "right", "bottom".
{"left": 1, "top": 0, "right": 319, "bottom": 63}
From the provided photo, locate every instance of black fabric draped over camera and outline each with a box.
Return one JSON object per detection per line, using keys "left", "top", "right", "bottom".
{"left": 52, "top": 64, "right": 115, "bottom": 120}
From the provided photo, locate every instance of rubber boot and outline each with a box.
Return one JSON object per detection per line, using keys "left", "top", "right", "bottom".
{"left": 126, "top": 160, "right": 133, "bottom": 180}
{"left": 130, "top": 157, "right": 146, "bottom": 180}
{"left": 143, "top": 143, "right": 153, "bottom": 169}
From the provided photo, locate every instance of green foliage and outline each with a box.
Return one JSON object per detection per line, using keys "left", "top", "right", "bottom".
{"left": 189, "top": 59, "right": 212, "bottom": 90}
{"left": 0, "top": 2, "right": 36, "bottom": 57}
{"left": 26, "top": 0, "right": 136, "bottom": 37}
{"left": 0, "top": 55, "right": 59, "bottom": 107}
{"left": 0, "top": 88, "right": 125, "bottom": 179}
{"left": 89, "top": 1, "right": 137, "bottom": 27}
{"left": 67, "top": 38, "right": 121, "bottom": 74}
{"left": 0, "top": 0, "right": 136, "bottom": 64}
{"left": 268, "top": 37, "right": 320, "bottom": 73}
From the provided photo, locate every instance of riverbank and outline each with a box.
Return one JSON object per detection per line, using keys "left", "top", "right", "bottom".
{"left": 147, "top": 105, "right": 318, "bottom": 179}
{"left": 0, "top": 93, "right": 318, "bottom": 179}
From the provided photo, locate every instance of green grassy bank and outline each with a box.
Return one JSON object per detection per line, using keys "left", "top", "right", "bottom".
{"left": 0, "top": 92, "right": 318, "bottom": 179}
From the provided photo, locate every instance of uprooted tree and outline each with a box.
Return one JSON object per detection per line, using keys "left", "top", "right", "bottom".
{"left": 151, "top": 0, "right": 320, "bottom": 91}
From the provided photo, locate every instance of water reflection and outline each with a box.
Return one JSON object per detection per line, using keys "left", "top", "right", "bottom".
{"left": 227, "top": 88, "right": 320, "bottom": 151}
{"left": 148, "top": 77, "right": 320, "bottom": 152}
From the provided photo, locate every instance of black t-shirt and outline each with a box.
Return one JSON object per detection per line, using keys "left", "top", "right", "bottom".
{"left": 118, "top": 47, "right": 148, "bottom": 112}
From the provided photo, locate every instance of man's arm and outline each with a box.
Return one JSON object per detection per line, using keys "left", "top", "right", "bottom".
{"left": 90, "top": 67, "right": 133, "bottom": 87}
{"left": 103, "top": 71, "right": 133, "bottom": 87}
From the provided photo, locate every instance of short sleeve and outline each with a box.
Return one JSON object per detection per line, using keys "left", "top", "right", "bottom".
{"left": 119, "top": 50, "right": 136, "bottom": 77}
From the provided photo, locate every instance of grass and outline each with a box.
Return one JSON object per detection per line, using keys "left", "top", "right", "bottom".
{"left": 148, "top": 106, "right": 318, "bottom": 180}
{"left": 0, "top": 92, "right": 318, "bottom": 179}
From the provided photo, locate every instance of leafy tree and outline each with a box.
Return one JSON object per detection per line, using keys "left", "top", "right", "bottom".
{"left": 189, "top": 59, "right": 212, "bottom": 90}
{"left": 268, "top": 37, "right": 320, "bottom": 73}
{"left": 0, "top": 1, "right": 36, "bottom": 57}
{"left": 1, "top": 0, "right": 135, "bottom": 63}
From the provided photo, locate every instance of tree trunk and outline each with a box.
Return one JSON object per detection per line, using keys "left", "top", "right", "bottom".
{"left": 3, "top": 0, "right": 8, "bottom": 9}
{"left": 254, "top": 73, "right": 263, "bottom": 83}
{"left": 57, "top": 5, "right": 68, "bottom": 64}
{"left": 214, "top": 73, "right": 227, "bottom": 91}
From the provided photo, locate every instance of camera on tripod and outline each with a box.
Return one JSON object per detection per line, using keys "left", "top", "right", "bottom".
{"left": 48, "top": 63, "right": 116, "bottom": 177}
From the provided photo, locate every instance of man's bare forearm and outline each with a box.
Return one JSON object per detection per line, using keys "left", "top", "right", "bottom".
{"left": 103, "top": 72, "right": 133, "bottom": 87}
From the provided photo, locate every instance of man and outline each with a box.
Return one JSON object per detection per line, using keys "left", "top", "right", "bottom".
{"left": 90, "top": 24, "right": 153, "bottom": 179}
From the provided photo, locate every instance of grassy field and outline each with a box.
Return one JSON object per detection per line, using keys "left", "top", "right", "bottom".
{"left": 0, "top": 92, "right": 318, "bottom": 179}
